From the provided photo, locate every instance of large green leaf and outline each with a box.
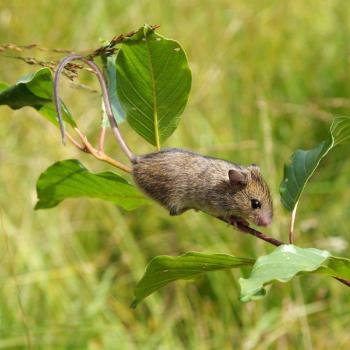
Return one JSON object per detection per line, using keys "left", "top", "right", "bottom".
{"left": 131, "top": 252, "right": 254, "bottom": 308}
{"left": 239, "top": 245, "right": 350, "bottom": 302}
{"left": 35, "top": 159, "right": 149, "bottom": 210}
{"left": 0, "top": 68, "right": 75, "bottom": 127}
{"left": 116, "top": 24, "right": 192, "bottom": 148}
{"left": 280, "top": 116, "right": 350, "bottom": 211}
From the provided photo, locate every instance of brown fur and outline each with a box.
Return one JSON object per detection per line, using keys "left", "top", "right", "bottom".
{"left": 132, "top": 148, "right": 273, "bottom": 226}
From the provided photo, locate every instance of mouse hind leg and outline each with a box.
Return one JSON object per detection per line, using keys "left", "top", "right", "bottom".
{"left": 166, "top": 192, "right": 191, "bottom": 216}
{"left": 168, "top": 205, "right": 189, "bottom": 216}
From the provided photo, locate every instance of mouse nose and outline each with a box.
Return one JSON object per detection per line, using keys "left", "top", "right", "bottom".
{"left": 258, "top": 214, "right": 272, "bottom": 227}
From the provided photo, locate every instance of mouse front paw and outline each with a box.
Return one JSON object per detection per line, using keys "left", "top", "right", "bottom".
{"left": 229, "top": 215, "right": 249, "bottom": 228}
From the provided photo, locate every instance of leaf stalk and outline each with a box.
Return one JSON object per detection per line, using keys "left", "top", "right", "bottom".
{"left": 289, "top": 201, "right": 299, "bottom": 244}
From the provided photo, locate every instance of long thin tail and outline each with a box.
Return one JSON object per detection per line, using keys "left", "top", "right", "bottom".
{"left": 53, "top": 54, "right": 137, "bottom": 163}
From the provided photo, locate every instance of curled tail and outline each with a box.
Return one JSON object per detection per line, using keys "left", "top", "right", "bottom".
{"left": 53, "top": 54, "right": 137, "bottom": 163}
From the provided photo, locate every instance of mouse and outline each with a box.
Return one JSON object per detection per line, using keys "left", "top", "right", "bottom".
{"left": 53, "top": 54, "right": 273, "bottom": 227}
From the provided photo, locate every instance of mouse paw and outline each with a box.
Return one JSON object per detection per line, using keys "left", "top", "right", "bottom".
{"left": 169, "top": 206, "right": 181, "bottom": 216}
{"left": 229, "top": 215, "right": 249, "bottom": 228}
{"left": 169, "top": 206, "right": 188, "bottom": 216}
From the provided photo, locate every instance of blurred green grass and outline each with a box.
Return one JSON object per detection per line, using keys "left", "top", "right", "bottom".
{"left": 1, "top": 0, "right": 350, "bottom": 349}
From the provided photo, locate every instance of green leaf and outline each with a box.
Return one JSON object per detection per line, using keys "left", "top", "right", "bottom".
{"left": 280, "top": 116, "right": 350, "bottom": 211}
{"left": 239, "top": 245, "right": 350, "bottom": 302}
{"left": 0, "top": 82, "right": 9, "bottom": 93}
{"left": 35, "top": 159, "right": 149, "bottom": 210}
{"left": 101, "top": 54, "right": 125, "bottom": 126}
{"left": 131, "top": 252, "right": 254, "bottom": 308}
{"left": 0, "top": 69, "right": 50, "bottom": 109}
{"left": 116, "top": 24, "right": 192, "bottom": 148}
{"left": 317, "top": 255, "right": 350, "bottom": 280}
{"left": 0, "top": 68, "right": 76, "bottom": 127}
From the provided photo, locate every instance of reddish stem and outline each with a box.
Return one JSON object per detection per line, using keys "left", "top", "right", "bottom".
{"left": 334, "top": 277, "right": 350, "bottom": 287}
{"left": 234, "top": 221, "right": 283, "bottom": 247}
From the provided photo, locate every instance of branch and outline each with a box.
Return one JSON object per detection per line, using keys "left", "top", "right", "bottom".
{"left": 64, "top": 129, "right": 131, "bottom": 173}
{"left": 53, "top": 54, "right": 137, "bottom": 163}
{"left": 73, "top": 128, "right": 131, "bottom": 173}
{"left": 334, "top": 277, "right": 350, "bottom": 287}
{"left": 232, "top": 221, "right": 283, "bottom": 247}
{"left": 222, "top": 216, "right": 350, "bottom": 290}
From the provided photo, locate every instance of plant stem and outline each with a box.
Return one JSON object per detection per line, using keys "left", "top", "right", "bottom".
{"left": 99, "top": 126, "right": 106, "bottom": 152}
{"left": 53, "top": 54, "right": 137, "bottom": 163}
{"left": 65, "top": 129, "right": 131, "bottom": 172}
{"left": 73, "top": 128, "right": 131, "bottom": 173}
{"left": 334, "top": 277, "right": 350, "bottom": 287}
{"left": 289, "top": 201, "right": 298, "bottom": 244}
{"left": 232, "top": 220, "right": 283, "bottom": 247}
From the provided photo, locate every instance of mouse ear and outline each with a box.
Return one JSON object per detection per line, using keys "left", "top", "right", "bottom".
{"left": 248, "top": 164, "right": 262, "bottom": 179}
{"left": 250, "top": 163, "right": 260, "bottom": 169}
{"left": 228, "top": 169, "right": 248, "bottom": 186}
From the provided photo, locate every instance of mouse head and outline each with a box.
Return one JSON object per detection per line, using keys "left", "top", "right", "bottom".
{"left": 228, "top": 165, "right": 273, "bottom": 227}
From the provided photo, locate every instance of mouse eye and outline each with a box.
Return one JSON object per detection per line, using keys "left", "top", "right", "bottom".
{"left": 251, "top": 199, "right": 261, "bottom": 209}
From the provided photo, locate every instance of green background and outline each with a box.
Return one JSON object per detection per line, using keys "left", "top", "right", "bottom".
{"left": 1, "top": 0, "right": 350, "bottom": 349}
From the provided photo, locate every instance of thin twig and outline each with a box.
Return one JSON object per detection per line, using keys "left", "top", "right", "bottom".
{"left": 53, "top": 54, "right": 137, "bottom": 163}
{"left": 73, "top": 128, "right": 131, "bottom": 173}
{"left": 227, "top": 217, "right": 282, "bottom": 246}
{"left": 0, "top": 25, "right": 160, "bottom": 80}
{"left": 65, "top": 131, "right": 86, "bottom": 151}
{"left": 1, "top": 54, "right": 94, "bottom": 80}
{"left": 99, "top": 126, "right": 106, "bottom": 152}
{"left": 222, "top": 216, "right": 350, "bottom": 289}
{"left": 0, "top": 42, "right": 75, "bottom": 54}
{"left": 334, "top": 277, "right": 350, "bottom": 287}
{"left": 65, "top": 127, "right": 131, "bottom": 172}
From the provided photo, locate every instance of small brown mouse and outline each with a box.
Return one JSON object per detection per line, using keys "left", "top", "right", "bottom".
{"left": 54, "top": 55, "right": 273, "bottom": 227}
{"left": 133, "top": 149, "right": 273, "bottom": 226}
